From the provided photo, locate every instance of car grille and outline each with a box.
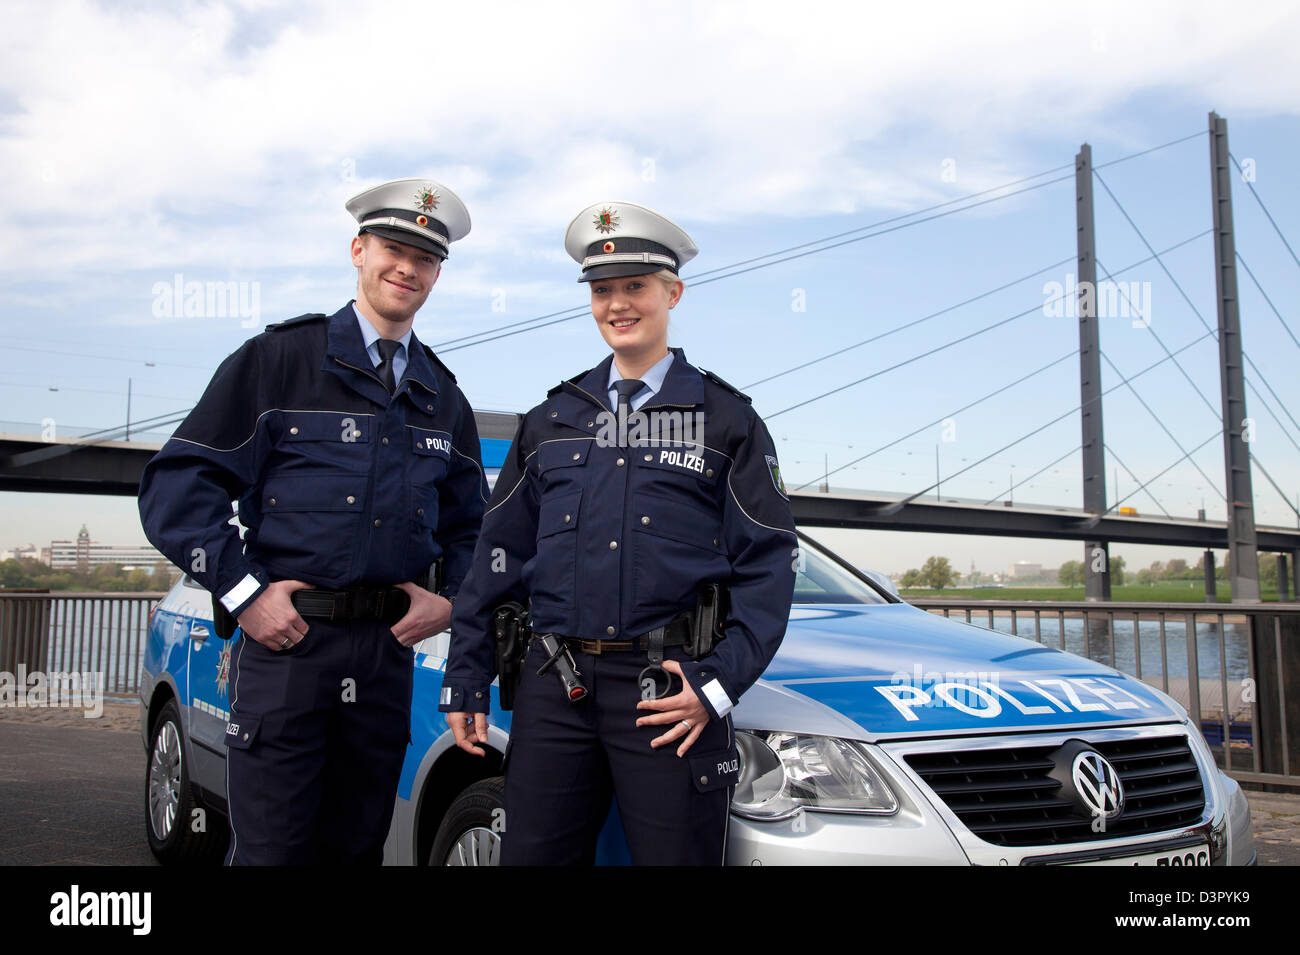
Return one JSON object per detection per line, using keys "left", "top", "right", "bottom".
{"left": 904, "top": 734, "right": 1206, "bottom": 847}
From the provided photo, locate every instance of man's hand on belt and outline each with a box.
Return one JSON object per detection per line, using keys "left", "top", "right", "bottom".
{"left": 237, "top": 580, "right": 314, "bottom": 651}
{"left": 391, "top": 582, "right": 451, "bottom": 647}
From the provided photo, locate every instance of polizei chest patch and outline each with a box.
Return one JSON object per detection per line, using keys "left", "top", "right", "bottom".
{"left": 658, "top": 448, "right": 705, "bottom": 473}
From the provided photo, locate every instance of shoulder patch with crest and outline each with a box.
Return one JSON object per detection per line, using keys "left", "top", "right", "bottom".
{"left": 765, "top": 454, "right": 788, "bottom": 499}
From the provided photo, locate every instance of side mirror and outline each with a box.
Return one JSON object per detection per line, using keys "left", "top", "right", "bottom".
{"left": 862, "top": 569, "right": 899, "bottom": 598}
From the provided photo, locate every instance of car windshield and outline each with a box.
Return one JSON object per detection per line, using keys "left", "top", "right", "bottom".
{"left": 793, "top": 536, "right": 891, "bottom": 605}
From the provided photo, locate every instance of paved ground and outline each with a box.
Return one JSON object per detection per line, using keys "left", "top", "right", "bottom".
{"left": 1, "top": 701, "right": 1297, "bottom": 865}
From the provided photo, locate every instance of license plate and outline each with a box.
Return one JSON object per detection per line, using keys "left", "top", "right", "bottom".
{"left": 1072, "top": 842, "right": 1210, "bottom": 866}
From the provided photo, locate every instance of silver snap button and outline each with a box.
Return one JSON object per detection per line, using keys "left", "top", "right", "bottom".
{"left": 609, "top": 540, "right": 618, "bottom": 550}
{"left": 417, "top": 507, "right": 424, "bottom": 516}
{"left": 243, "top": 732, "right": 250, "bottom": 741}
{"left": 616, "top": 458, "right": 625, "bottom": 467}
{"left": 346, "top": 496, "right": 356, "bottom": 504}
{"left": 353, "top": 430, "right": 361, "bottom": 438}
{"left": 550, "top": 411, "right": 558, "bottom": 418}
{"left": 289, "top": 426, "right": 299, "bottom": 435}
{"left": 563, "top": 514, "right": 571, "bottom": 524}
{"left": 713, "top": 539, "right": 719, "bottom": 546}
{"left": 643, "top": 454, "right": 652, "bottom": 462}
{"left": 268, "top": 498, "right": 276, "bottom": 506}
{"left": 572, "top": 452, "right": 580, "bottom": 461}
{"left": 587, "top": 421, "right": 594, "bottom": 427}
{"left": 606, "top": 626, "right": 616, "bottom": 636}
{"left": 426, "top": 404, "right": 434, "bottom": 411}
{"left": 641, "top": 516, "right": 650, "bottom": 525}
{"left": 382, "top": 437, "right": 389, "bottom": 445}
{"left": 373, "top": 519, "right": 382, "bottom": 527}
{"left": 706, "top": 468, "right": 714, "bottom": 477}
{"left": 475, "top": 691, "right": 483, "bottom": 699}
{"left": 699, "top": 776, "right": 708, "bottom": 784}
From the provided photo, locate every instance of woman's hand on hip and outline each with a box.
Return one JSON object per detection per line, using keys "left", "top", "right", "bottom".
{"left": 635, "top": 659, "right": 710, "bottom": 756}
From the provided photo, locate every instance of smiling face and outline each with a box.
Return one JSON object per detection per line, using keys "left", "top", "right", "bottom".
{"left": 590, "top": 273, "right": 682, "bottom": 372}
{"left": 351, "top": 232, "right": 442, "bottom": 329}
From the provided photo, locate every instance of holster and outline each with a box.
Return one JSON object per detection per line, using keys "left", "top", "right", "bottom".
{"left": 493, "top": 601, "right": 531, "bottom": 711}
{"left": 689, "top": 582, "right": 729, "bottom": 659}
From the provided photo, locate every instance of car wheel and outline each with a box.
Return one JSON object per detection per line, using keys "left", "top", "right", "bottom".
{"left": 145, "top": 698, "right": 227, "bottom": 864}
{"left": 428, "top": 777, "right": 505, "bottom": 866}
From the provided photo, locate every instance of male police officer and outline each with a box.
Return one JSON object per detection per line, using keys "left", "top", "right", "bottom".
{"left": 139, "top": 178, "right": 488, "bottom": 864}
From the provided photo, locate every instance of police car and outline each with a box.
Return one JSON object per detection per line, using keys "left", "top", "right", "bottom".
{"left": 139, "top": 523, "right": 1256, "bottom": 865}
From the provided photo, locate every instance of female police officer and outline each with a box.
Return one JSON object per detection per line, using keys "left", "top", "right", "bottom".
{"left": 440, "top": 201, "right": 796, "bottom": 865}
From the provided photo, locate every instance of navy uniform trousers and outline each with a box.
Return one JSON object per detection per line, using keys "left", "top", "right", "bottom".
{"left": 500, "top": 642, "right": 737, "bottom": 866}
{"left": 223, "top": 617, "right": 413, "bottom": 865}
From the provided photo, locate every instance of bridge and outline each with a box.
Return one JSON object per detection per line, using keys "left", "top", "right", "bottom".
{"left": 4, "top": 112, "right": 1299, "bottom": 602}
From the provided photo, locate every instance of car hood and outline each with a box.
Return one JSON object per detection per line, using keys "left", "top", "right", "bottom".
{"left": 732, "top": 603, "right": 1183, "bottom": 741}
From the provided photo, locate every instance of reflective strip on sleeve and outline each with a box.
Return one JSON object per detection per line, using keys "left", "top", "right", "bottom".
{"left": 440, "top": 687, "right": 453, "bottom": 706}
{"left": 220, "top": 574, "right": 261, "bottom": 613}
{"left": 700, "top": 678, "right": 733, "bottom": 718}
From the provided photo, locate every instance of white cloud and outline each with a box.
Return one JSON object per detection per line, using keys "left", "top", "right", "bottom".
{"left": 1, "top": 0, "right": 1297, "bottom": 279}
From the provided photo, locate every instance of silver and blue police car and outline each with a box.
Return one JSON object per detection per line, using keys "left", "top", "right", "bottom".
{"left": 139, "top": 498, "right": 1256, "bottom": 865}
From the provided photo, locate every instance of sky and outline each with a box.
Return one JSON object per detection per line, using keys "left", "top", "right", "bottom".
{"left": 2, "top": 0, "right": 1299, "bottom": 578}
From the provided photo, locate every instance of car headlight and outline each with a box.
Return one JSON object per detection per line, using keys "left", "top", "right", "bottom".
{"left": 731, "top": 731, "right": 898, "bottom": 820}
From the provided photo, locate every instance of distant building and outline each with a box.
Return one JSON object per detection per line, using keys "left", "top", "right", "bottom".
{"left": 47, "top": 525, "right": 164, "bottom": 572}
{"left": 1008, "top": 561, "right": 1042, "bottom": 579}
{"left": 0, "top": 544, "right": 43, "bottom": 563}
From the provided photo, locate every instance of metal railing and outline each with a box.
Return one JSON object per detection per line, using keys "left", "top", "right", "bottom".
{"left": 911, "top": 598, "right": 1300, "bottom": 789}
{"left": 0, "top": 592, "right": 165, "bottom": 697}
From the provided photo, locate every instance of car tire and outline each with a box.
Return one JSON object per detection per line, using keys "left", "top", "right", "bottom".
{"left": 428, "top": 777, "right": 505, "bottom": 866}
{"left": 145, "top": 698, "right": 227, "bottom": 864}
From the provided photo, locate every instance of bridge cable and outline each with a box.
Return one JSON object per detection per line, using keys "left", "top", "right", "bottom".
{"left": 1228, "top": 151, "right": 1300, "bottom": 273}
{"left": 771, "top": 232, "right": 1210, "bottom": 420}
{"left": 786, "top": 349, "right": 1079, "bottom": 492}
{"left": 1093, "top": 169, "right": 1300, "bottom": 441}
{"left": 434, "top": 132, "right": 1208, "bottom": 353}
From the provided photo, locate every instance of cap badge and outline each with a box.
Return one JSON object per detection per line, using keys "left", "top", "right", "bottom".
{"left": 416, "top": 215, "right": 429, "bottom": 227}
{"left": 603, "top": 241, "right": 615, "bottom": 253}
{"left": 415, "top": 186, "right": 440, "bottom": 213}
{"left": 594, "top": 206, "right": 620, "bottom": 234}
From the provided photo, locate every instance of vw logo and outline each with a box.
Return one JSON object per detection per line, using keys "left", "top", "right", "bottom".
{"left": 1071, "top": 751, "right": 1124, "bottom": 820}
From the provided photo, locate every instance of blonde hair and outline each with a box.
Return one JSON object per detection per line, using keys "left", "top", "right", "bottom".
{"left": 655, "top": 269, "right": 684, "bottom": 294}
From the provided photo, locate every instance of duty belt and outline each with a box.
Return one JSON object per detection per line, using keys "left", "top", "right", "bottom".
{"left": 290, "top": 586, "right": 410, "bottom": 623}
{"left": 558, "top": 613, "right": 692, "bottom": 655}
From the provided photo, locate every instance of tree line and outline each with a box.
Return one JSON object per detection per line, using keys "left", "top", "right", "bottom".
{"left": 0, "top": 558, "right": 178, "bottom": 592}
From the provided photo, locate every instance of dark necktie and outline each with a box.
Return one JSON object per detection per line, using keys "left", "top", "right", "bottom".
{"left": 613, "top": 378, "right": 644, "bottom": 417}
{"left": 376, "top": 339, "right": 401, "bottom": 394}
{"left": 613, "top": 378, "right": 644, "bottom": 447}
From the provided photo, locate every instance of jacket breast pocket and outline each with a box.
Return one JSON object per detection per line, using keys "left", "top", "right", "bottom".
{"left": 530, "top": 488, "right": 582, "bottom": 617}
{"left": 254, "top": 473, "right": 365, "bottom": 583}
{"left": 631, "top": 490, "right": 729, "bottom": 611}
{"left": 280, "top": 412, "right": 373, "bottom": 472}
{"left": 536, "top": 439, "right": 593, "bottom": 493}
{"left": 408, "top": 427, "right": 452, "bottom": 543}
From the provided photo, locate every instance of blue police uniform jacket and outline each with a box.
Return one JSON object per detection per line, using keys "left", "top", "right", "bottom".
{"left": 439, "top": 347, "right": 797, "bottom": 722}
{"left": 138, "top": 302, "right": 489, "bottom": 617}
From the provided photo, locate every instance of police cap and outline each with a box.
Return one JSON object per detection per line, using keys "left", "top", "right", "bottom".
{"left": 346, "top": 178, "right": 471, "bottom": 260}
{"left": 564, "top": 201, "right": 698, "bottom": 283}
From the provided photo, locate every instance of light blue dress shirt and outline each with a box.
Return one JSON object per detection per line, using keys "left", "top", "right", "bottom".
{"left": 607, "top": 351, "right": 674, "bottom": 411}
{"left": 353, "top": 303, "right": 412, "bottom": 385}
